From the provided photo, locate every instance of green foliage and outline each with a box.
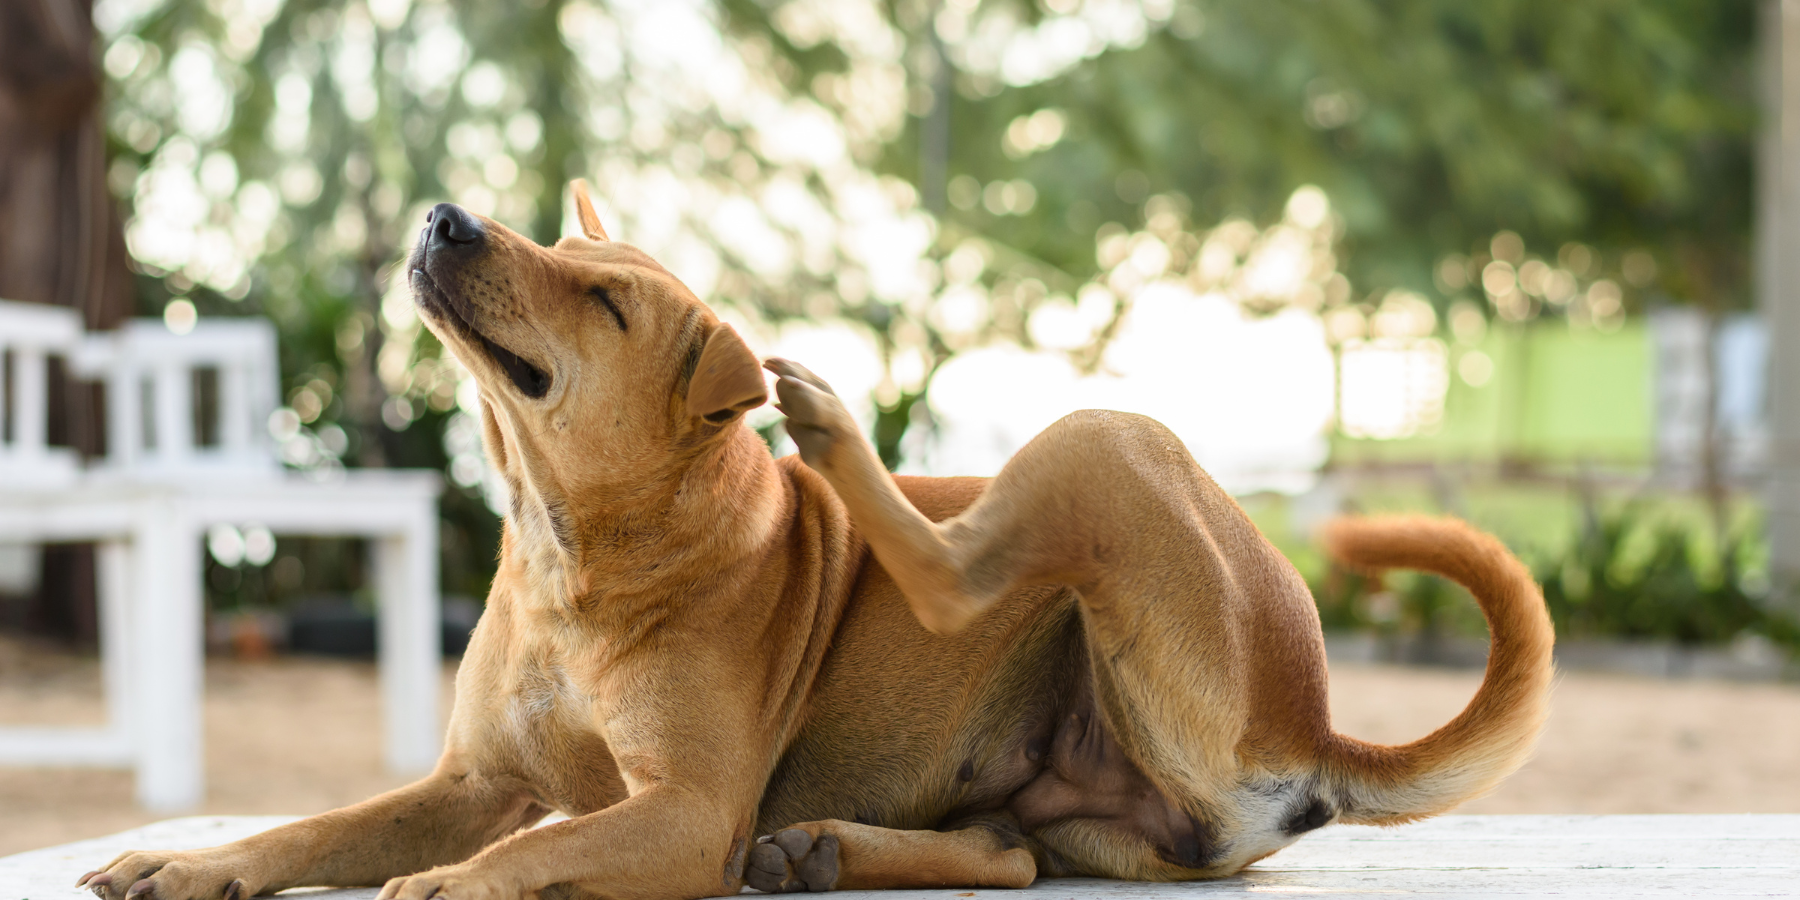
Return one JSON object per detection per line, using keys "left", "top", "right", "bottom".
{"left": 1310, "top": 496, "right": 1800, "bottom": 651}
{"left": 1537, "top": 502, "right": 1798, "bottom": 648}
{"left": 102, "top": 0, "right": 591, "bottom": 600}
{"left": 731, "top": 0, "right": 1756, "bottom": 313}
{"left": 1311, "top": 567, "right": 1488, "bottom": 639}
{"left": 96, "top": 0, "right": 1762, "bottom": 613}
{"left": 1310, "top": 567, "right": 1372, "bottom": 632}
{"left": 873, "top": 389, "right": 927, "bottom": 470}
{"left": 202, "top": 537, "right": 368, "bottom": 612}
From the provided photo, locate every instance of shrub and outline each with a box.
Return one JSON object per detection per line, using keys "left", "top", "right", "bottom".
{"left": 1309, "top": 499, "right": 1799, "bottom": 653}
{"left": 1534, "top": 502, "right": 1797, "bottom": 649}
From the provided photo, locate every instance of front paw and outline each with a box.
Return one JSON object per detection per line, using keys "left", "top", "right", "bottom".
{"left": 379, "top": 863, "right": 523, "bottom": 900}
{"left": 763, "top": 358, "right": 854, "bottom": 472}
{"left": 745, "top": 826, "right": 840, "bottom": 893}
{"left": 77, "top": 851, "right": 253, "bottom": 900}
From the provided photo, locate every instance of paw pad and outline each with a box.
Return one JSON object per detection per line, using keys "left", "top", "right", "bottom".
{"left": 746, "top": 828, "right": 839, "bottom": 893}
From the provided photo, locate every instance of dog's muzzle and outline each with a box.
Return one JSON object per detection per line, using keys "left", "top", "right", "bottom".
{"left": 425, "top": 202, "right": 485, "bottom": 254}
{"left": 409, "top": 204, "right": 553, "bottom": 399}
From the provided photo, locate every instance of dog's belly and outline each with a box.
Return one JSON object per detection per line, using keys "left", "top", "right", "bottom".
{"left": 755, "top": 567, "right": 1219, "bottom": 871}
{"left": 755, "top": 573, "right": 1085, "bottom": 834}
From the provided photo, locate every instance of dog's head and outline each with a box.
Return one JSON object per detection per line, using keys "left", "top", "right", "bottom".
{"left": 406, "top": 181, "right": 772, "bottom": 585}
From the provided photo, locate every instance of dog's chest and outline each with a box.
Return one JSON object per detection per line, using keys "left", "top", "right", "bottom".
{"left": 497, "top": 658, "right": 627, "bottom": 814}
{"left": 508, "top": 663, "right": 576, "bottom": 726}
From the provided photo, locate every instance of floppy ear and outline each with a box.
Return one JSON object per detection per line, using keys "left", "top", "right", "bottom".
{"left": 686, "top": 324, "right": 767, "bottom": 422}
{"left": 571, "top": 179, "right": 609, "bottom": 241}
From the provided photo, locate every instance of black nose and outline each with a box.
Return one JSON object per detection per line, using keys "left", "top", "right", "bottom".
{"left": 426, "top": 203, "right": 484, "bottom": 251}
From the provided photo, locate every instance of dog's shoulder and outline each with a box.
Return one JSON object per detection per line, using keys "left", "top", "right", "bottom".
{"left": 891, "top": 475, "right": 989, "bottom": 523}
{"left": 768, "top": 456, "right": 988, "bottom": 526}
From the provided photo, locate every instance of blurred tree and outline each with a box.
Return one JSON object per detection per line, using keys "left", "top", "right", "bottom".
{"left": 95, "top": 0, "right": 598, "bottom": 600}
{"left": 93, "top": 0, "right": 929, "bottom": 600}
{"left": 732, "top": 0, "right": 1755, "bottom": 315}
{"left": 0, "top": 0, "right": 137, "bottom": 329}
{"left": 1, "top": 0, "right": 139, "bottom": 644}
{"left": 85, "top": 0, "right": 1758, "bottom": 602}
{"left": 727, "top": 0, "right": 1757, "bottom": 514}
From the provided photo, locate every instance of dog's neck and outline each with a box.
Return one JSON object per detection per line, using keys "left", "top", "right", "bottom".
{"left": 498, "top": 423, "right": 784, "bottom": 622}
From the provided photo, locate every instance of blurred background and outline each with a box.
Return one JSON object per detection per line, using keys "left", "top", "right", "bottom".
{"left": 3, "top": 0, "right": 1799, "bottom": 855}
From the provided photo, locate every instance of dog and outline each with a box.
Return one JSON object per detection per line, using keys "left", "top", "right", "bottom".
{"left": 79, "top": 181, "right": 1553, "bottom": 900}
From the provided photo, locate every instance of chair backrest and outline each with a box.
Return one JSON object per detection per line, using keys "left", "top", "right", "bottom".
{"left": 0, "top": 299, "right": 83, "bottom": 486}
{"left": 73, "top": 318, "right": 282, "bottom": 481}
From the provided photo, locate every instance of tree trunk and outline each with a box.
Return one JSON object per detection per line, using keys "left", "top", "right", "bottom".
{"left": 0, "top": 0, "right": 138, "bottom": 645}
{"left": 0, "top": 0, "right": 136, "bottom": 329}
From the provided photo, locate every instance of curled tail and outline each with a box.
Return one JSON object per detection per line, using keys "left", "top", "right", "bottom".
{"left": 1319, "top": 515, "right": 1555, "bottom": 825}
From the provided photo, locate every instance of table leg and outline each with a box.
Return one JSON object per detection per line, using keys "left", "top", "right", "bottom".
{"left": 133, "top": 502, "right": 204, "bottom": 811}
{"left": 375, "top": 512, "right": 442, "bottom": 775}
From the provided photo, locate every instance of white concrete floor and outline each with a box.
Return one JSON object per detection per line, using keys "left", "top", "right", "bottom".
{"left": 5, "top": 814, "right": 1797, "bottom": 899}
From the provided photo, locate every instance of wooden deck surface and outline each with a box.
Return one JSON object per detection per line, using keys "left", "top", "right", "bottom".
{"left": 5, "top": 814, "right": 1795, "bottom": 899}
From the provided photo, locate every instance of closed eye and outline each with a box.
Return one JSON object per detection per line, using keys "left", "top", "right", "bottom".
{"left": 589, "top": 286, "right": 627, "bottom": 331}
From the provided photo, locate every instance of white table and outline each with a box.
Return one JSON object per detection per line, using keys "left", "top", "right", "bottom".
{"left": 0, "top": 471, "right": 442, "bottom": 811}
{"left": 3, "top": 815, "right": 1795, "bottom": 898}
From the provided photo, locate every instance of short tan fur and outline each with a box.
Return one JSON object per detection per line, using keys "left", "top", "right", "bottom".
{"left": 80, "top": 181, "right": 1554, "bottom": 900}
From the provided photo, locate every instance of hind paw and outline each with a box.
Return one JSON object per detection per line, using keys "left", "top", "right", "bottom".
{"left": 764, "top": 358, "right": 857, "bottom": 473}
{"left": 745, "top": 826, "right": 839, "bottom": 893}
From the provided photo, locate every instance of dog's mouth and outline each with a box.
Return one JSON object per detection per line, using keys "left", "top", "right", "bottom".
{"left": 410, "top": 268, "right": 552, "bottom": 399}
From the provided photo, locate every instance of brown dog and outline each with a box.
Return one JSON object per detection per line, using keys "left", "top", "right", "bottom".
{"left": 78, "top": 182, "right": 1553, "bottom": 900}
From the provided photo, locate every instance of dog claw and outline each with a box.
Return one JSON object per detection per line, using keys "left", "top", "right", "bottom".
{"left": 225, "top": 878, "right": 245, "bottom": 900}
{"left": 126, "top": 878, "right": 155, "bottom": 899}
{"left": 77, "top": 870, "right": 105, "bottom": 887}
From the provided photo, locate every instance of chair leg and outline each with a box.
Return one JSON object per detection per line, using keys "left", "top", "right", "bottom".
{"left": 98, "top": 540, "right": 132, "bottom": 741}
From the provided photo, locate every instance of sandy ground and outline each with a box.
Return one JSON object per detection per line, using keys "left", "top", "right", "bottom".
{"left": 2, "top": 639, "right": 1798, "bottom": 858}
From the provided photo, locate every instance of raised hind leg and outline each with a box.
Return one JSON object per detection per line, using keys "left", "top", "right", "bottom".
{"left": 767, "top": 358, "right": 1337, "bottom": 873}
